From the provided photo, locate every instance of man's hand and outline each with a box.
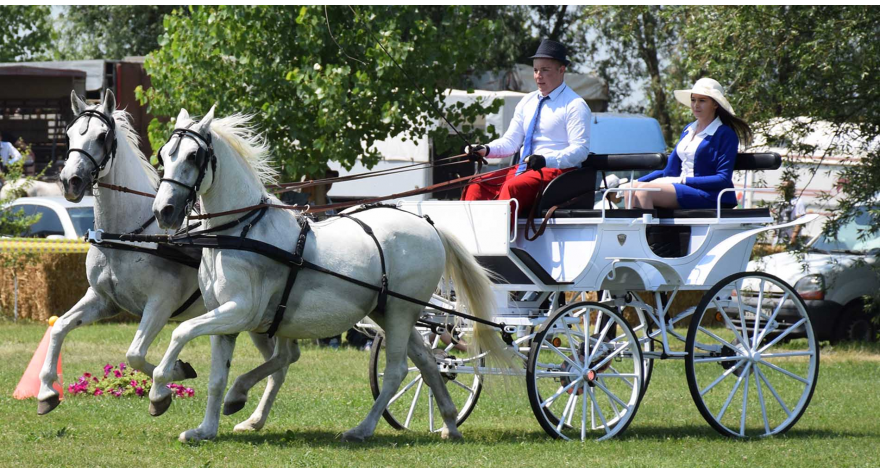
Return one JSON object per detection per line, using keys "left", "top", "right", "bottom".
{"left": 525, "top": 154, "right": 545, "bottom": 171}
{"left": 466, "top": 144, "right": 489, "bottom": 157}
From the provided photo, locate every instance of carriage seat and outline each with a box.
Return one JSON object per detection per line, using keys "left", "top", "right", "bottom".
{"left": 655, "top": 152, "right": 781, "bottom": 220}
{"left": 537, "top": 153, "right": 666, "bottom": 219}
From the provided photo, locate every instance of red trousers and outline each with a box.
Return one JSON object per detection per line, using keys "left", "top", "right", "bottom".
{"left": 462, "top": 167, "right": 570, "bottom": 215}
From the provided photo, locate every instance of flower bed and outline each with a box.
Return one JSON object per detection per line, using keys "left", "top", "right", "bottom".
{"left": 68, "top": 363, "right": 194, "bottom": 398}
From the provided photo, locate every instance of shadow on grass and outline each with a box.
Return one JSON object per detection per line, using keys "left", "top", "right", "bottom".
{"left": 619, "top": 425, "right": 873, "bottom": 441}
{"left": 209, "top": 424, "right": 877, "bottom": 448}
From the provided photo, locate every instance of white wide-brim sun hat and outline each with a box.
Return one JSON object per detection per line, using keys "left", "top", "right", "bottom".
{"left": 674, "top": 78, "right": 735, "bottom": 116}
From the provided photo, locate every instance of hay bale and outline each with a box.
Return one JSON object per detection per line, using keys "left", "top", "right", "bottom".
{"left": 0, "top": 253, "right": 137, "bottom": 322}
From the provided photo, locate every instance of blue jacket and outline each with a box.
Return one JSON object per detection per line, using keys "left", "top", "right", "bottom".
{"left": 640, "top": 121, "right": 739, "bottom": 208}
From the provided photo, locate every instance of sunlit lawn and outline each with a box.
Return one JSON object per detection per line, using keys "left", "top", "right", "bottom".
{"left": 0, "top": 320, "right": 878, "bottom": 467}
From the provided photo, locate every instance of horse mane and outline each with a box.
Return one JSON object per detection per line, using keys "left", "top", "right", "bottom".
{"left": 210, "top": 114, "right": 278, "bottom": 186}
{"left": 111, "top": 109, "right": 160, "bottom": 189}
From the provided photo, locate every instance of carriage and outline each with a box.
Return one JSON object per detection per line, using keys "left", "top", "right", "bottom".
{"left": 51, "top": 97, "right": 818, "bottom": 443}
{"left": 364, "top": 151, "right": 820, "bottom": 441}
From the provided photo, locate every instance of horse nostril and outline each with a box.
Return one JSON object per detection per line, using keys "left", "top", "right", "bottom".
{"left": 69, "top": 176, "right": 83, "bottom": 191}
{"left": 160, "top": 205, "right": 175, "bottom": 222}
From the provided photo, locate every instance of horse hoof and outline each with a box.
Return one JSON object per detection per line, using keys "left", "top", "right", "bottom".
{"left": 223, "top": 400, "right": 246, "bottom": 416}
{"left": 341, "top": 431, "right": 366, "bottom": 443}
{"left": 37, "top": 395, "right": 61, "bottom": 415}
{"left": 178, "top": 360, "right": 198, "bottom": 379}
{"left": 149, "top": 396, "right": 173, "bottom": 416}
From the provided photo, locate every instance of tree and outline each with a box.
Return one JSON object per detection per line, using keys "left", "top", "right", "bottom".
{"left": 676, "top": 6, "right": 880, "bottom": 233}
{"left": 579, "top": 6, "right": 685, "bottom": 142}
{"left": 138, "top": 6, "right": 504, "bottom": 182}
{"left": 52, "top": 6, "right": 182, "bottom": 60}
{"left": 0, "top": 6, "right": 54, "bottom": 62}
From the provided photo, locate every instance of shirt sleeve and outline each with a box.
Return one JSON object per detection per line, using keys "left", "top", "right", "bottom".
{"left": 8, "top": 143, "right": 22, "bottom": 164}
{"left": 486, "top": 98, "right": 526, "bottom": 158}
{"left": 684, "top": 127, "right": 738, "bottom": 191}
{"left": 794, "top": 198, "right": 806, "bottom": 218}
{"left": 543, "top": 99, "right": 591, "bottom": 170}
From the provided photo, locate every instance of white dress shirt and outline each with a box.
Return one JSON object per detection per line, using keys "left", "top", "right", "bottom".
{"left": 486, "top": 82, "right": 591, "bottom": 170}
{"left": 0, "top": 141, "right": 22, "bottom": 167}
{"left": 674, "top": 116, "right": 723, "bottom": 183}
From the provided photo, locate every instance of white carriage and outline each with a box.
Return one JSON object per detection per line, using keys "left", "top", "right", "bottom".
{"left": 366, "top": 152, "right": 820, "bottom": 441}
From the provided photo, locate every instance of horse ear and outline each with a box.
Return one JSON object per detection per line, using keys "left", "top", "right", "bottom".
{"left": 71, "top": 91, "right": 88, "bottom": 115}
{"left": 102, "top": 89, "right": 117, "bottom": 115}
{"left": 196, "top": 105, "right": 216, "bottom": 136}
{"left": 176, "top": 108, "right": 190, "bottom": 127}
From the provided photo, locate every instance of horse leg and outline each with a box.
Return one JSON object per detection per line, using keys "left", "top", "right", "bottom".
{"left": 179, "top": 333, "right": 238, "bottom": 442}
{"left": 342, "top": 318, "right": 412, "bottom": 442}
{"left": 149, "top": 300, "right": 257, "bottom": 417}
{"left": 404, "top": 327, "right": 463, "bottom": 440}
{"left": 38, "top": 289, "right": 119, "bottom": 415}
{"left": 231, "top": 336, "right": 300, "bottom": 432}
{"left": 125, "top": 301, "right": 198, "bottom": 383}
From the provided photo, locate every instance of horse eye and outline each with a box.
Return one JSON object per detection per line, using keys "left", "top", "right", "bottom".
{"left": 186, "top": 151, "right": 197, "bottom": 161}
{"left": 98, "top": 132, "right": 107, "bottom": 142}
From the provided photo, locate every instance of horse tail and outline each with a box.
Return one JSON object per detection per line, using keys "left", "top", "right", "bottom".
{"left": 435, "top": 226, "right": 520, "bottom": 373}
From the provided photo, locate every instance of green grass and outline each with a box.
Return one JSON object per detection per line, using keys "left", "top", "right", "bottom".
{"left": 1, "top": 320, "right": 878, "bottom": 467}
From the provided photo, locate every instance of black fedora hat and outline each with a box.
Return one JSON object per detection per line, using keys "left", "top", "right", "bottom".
{"left": 529, "top": 39, "right": 570, "bottom": 66}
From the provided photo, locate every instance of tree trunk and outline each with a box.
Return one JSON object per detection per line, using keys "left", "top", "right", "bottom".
{"left": 636, "top": 7, "right": 673, "bottom": 143}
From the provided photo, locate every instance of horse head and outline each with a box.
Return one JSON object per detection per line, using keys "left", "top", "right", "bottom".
{"left": 153, "top": 106, "right": 216, "bottom": 229}
{"left": 61, "top": 90, "right": 118, "bottom": 202}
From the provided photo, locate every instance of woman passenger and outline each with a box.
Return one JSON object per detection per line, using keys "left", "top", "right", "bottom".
{"left": 628, "top": 78, "right": 752, "bottom": 209}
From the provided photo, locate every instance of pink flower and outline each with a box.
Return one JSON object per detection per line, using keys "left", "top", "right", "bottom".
{"left": 113, "top": 369, "right": 122, "bottom": 378}
{"left": 135, "top": 387, "right": 144, "bottom": 397}
{"left": 119, "top": 363, "right": 126, "bottom": 371}
{"left": 94, "top": 388, "right": 103, "bottom": 396}
{"left": 83, "top": 372, "right": 92, "bottom": 378}
{"left": 104, "top": 364, "right": 113, "bottom": 376}
{"left": 130, "top": 380, "right": 138, "bottom": 387}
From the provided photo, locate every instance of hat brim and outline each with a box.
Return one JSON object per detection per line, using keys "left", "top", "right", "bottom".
{"left": 673, "top": 88, "right": 735, "bottom": 116}
{"left": 529, "top": 54, "right": 570, "bottom": 66}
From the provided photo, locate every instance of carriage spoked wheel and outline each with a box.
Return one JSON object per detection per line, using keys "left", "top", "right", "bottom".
{"left": 526, "top": 302, "right": 644, "bottom": 441}
{"left": 685, "top": 271, "right": 819, "bottom": 438}
{"left": 368, "top": 330, "right": 483, "bottom": 433}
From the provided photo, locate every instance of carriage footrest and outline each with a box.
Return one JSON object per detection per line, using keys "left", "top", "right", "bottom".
{"left": 476, "top": 249, "right": 572, "bottom": 286}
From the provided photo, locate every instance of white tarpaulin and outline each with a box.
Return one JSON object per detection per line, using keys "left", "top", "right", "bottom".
{"left": 470, "top": 64, "right": 608, "bottom": 101}
{"left": 0, "top": 60, "right": 106, "bottom": 91}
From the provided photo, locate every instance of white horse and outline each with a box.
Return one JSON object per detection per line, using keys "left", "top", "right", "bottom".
{"left": 40, "top": 91, "right": 297, "bottom": 436}
{"left": 148, "top": 107, "right": 517, "bottom": 442}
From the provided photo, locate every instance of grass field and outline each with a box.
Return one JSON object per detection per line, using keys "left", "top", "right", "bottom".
{"left": 1, "top": 319, "right": 878, "bottom": 467}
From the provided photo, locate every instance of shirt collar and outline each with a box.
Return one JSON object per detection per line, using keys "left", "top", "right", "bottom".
{"left": 538, "top": 82, "right": 567, "bottom": 101}
{"left": 690, "top": 116, "right": 723, "bottom": 137}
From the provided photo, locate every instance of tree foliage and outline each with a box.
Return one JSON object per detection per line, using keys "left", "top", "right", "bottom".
{"left": 52, "top": 6, "right": 182, "bottom": 60}
{"left": 138, "top": 5, "right": 503, "bottom": 181}
{"left": 677, "top": 6, "right": 880, "bottom": 232}
{"left": 0, "top": 6, "right": 53, "bottom": 62}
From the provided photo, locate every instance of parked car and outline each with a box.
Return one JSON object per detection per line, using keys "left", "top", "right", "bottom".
{"left": 749, "top": 205, "right": 879, "bottom": 342}
{"left": 1, "top": 196, "right": 95, "bottom": 239}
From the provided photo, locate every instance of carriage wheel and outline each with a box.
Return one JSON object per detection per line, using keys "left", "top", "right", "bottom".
{"left": 527, "top": 302, "right": 644, "bottom": 441}
{"left": 368, "top": 332, "right": 482, "bottom": 432}
{"left": 685, "top": 271, "right": 819, "bottom": 438}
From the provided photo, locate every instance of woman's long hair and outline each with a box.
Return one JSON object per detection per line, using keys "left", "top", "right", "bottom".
{"left": 715, "top": 104, "right": 752, "bottom": 148}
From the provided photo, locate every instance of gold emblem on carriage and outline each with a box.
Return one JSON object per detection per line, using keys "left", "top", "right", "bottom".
{"left": 617, "top": 234, "right": 626, "bottom": 245}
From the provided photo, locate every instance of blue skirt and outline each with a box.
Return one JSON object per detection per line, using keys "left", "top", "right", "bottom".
{"left": 672, "top": 183, "right": 737, "bottom": 209}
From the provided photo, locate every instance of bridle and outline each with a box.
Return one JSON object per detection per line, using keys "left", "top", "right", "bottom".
{"left": 157, "top": 127, "right": 217, "bottom": 213}
{"left": 65, "top": 109, "right": 118, "bottom": 182}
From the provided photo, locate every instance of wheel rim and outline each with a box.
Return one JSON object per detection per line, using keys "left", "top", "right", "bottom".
{"left": 369, "top": 332, "right": 482, "bottom": 432}
{"left": 686, "top": 272, "right": 820, "bottom": 438}
{"left": 527, "top": 302, "right": 643, "bottom": 441}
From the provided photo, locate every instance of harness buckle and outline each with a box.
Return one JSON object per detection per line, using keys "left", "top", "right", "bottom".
{"left": 86, "top": 228, "right": 104, "bottom": 244}
{"left": 290, "top": 255, "right": 303, "bottom": 267}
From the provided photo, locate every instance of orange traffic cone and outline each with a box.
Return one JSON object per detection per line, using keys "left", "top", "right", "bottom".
{"left": 13, "top": 317, "right": 63, "bottom": 400}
